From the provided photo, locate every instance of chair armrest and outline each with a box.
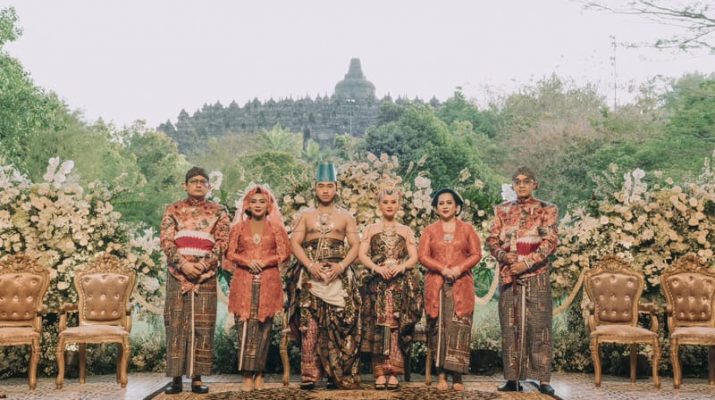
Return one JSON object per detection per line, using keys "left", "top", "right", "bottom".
{"left": 124, "top": 304, "right": 133, "bottom": 333}
{"left": 59, "top": 303, "right": 79, "bottom": 331}
{"left": 585, "top": 302, "right": 596, "bottom": 332}
{"left": 32, "top": 305, "right": 48, "bottom": 332}
{"left": 639, "top": 302, "right": 659, "bottom": 332}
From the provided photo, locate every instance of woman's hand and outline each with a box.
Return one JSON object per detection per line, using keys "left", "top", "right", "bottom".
{"left": 374, "top": 265, "right": 392, "bottom": 280}
{"left": 387, "top": 264, "right": 406, "bottom": 279}
{"left": 248, "top": 259, "right": 265, "bottom": 274}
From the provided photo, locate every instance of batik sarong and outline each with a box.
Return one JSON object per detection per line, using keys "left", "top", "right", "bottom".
{"left": 164, "top": 274, "right": 218, "bottom": 377}
{"left": 235, "top": 275, "right": 273, "bottom": 372}
{"left": 427, "top": 283, "right": 472, "bottom": 374}
{"left": 286, "top": 238, "right": 361, "bottom": 388}
{"left": 360, "top": 232, "right": 423, "bottom": 377}
{"left": 499, "top": 271, "right": 553, "bottom": 382}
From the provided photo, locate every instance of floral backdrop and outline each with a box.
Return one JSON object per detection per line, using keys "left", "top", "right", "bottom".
{"left": 0, "top": 158, "right": 165, "bottom": 377}
{"left": 2, "top": 151, "right": 714, "bottom": 378}
{"left": 549, "top": 151, "right": 715, "bottom": 373}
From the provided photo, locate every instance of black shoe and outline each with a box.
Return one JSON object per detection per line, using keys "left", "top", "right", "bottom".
{"left": 326, "top": 380, "right": 338, "bottom": 390}
{"left": 497, "top": 380, "right": 522, "bottom": 392}
{"left": 300, "top": 381, "right": 315, "bottom": 390}
{"left": 164, "top": 383, "right": 182, "bottom": 395}
{"left": 539, "top": 384, "right": 555, "bottom": 395}
{"left": 191, "top": 384, "right": 209, "bottom": 394}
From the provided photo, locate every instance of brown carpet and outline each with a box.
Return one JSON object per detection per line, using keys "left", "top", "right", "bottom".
{"left": 150, "top": 384, "right": 551, "bottom": 400}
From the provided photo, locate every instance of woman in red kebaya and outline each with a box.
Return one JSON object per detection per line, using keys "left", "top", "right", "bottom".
{"left": 223, "top": 184, "right": 291, "bottom": 392}
{"left": 418, "top": 188, "right": 482, "bottom": 392}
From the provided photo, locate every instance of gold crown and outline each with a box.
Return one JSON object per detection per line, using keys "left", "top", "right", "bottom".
{"left": 377, "top": 177, "right": 402, "bottom": 199}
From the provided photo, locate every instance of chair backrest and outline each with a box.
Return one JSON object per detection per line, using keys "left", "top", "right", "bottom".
{"left": 585, "top": 255, "right": 643, "bottom": 327}
{"left": 0, "top": 255, "right": 49, "bottom": 329}
{"left": 75, "top": 254, "right": 136, "bottom": 328}
{"left": 661, "top": 253, "right": 715, "bottom": 330}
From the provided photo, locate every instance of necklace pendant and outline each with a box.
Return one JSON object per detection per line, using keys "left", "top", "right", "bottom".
{"left": 252, "top": 233, "right": 262, "bottom": 245}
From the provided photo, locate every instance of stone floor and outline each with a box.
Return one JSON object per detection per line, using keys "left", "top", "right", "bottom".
{"left": 0, "top": 372, "right": 713, "bottom": 400}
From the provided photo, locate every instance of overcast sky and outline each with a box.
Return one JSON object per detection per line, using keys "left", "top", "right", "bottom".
{"left": 3, "top": 0, "right": 714, "bottom": 127}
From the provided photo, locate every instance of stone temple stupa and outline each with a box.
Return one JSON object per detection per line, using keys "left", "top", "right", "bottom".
{"left": 333, "top": 58, "right": 376, "bottom": 101}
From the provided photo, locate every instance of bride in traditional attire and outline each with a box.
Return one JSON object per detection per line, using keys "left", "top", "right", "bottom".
{"left": 223, "top": 184, "right": 291, "bottom": 391}
{"left": 359, "top": 182, "right": 423, "bottom": 390}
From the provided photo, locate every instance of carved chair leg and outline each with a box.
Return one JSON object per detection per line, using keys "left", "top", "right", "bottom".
{"left": 425, "top": 345, "right": 432, "bottom": 386}
{"left": 116, "top": 343, "right": 123, "bottom": 383}
{"left": 55, "top": 336, "right": 66, "bottom": 389}
{"left": 79, "top": 343, "right": 87, "bottom": 384}
{"left": 29, "top": 338, "right": 40, "bottom": 390}
{"left": 708, "top": 346, "right": 715, "bottom": 386}
{"left": 590, "top": 339, "right": 602, "bottom": 387}
{"left": 671, "top": 340, "right": 681, "bottom": 389}
{"left": 120, "top": 338, "right": 129, "bottom": 387}
{"left": 652, "top": 339, "right": 661, "bottom": 388}
{"left": 629, "top": 343, "right": 638, "bottom": 384}
{"left": 280, "top": 325, "right": 290, "bottom": 387}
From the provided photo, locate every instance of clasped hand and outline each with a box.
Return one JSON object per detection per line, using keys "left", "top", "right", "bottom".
{"left": 308, "top": 262, "right": 343, "bottom": 283}
{"left": 181, "top": 261, "right": 207, "bottom": 280}
{"left": 374, "top": 264, "right": 405, "bottom": 280}
{"left": 441, "top": 266, "right": 461, "bottom": 282}
{"left": 248, "top": 259, "right": 266, "bottom": 274}
{"left": 504, "top": 253, "right": 528, "bottom": 275}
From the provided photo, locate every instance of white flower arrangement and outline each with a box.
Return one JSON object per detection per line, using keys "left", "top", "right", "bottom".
{"left": 0, "top": 158, "right": 165, "bottom": 375}
{"left": 552, "top": 159, "right": 715, "bottom": 299}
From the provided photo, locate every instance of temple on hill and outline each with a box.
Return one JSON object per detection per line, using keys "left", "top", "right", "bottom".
{"left": 334, "top": 58, "right": 376, "bottom": 101}
{"left": 160, "top": 58, "right": 427, "bottom": 152}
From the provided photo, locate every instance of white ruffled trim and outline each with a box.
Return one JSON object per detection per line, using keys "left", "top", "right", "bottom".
{"left": 517, "top": 235, "right": 541, "bottom": 244}
{"left": 178, "top": 247, "right": 211, "bottom": 257}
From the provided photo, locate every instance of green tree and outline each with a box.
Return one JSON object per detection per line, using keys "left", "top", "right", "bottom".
{"left": 363, "top": 104, "right": 500, "bottom": 210}
{"left": 437, "top": 89, "right": 499, "bottom": 138}
{"left": 116, "top": 130, "right": 190, "bottom": 226}
{"left": 0, "top": 7, "right": 67, "bottom": 170}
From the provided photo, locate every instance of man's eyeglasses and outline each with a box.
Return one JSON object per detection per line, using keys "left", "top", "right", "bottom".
{"left": 512, "top": 179, "right": 535, "bottom": 186}
{"left": 187, "top": 179, "right": 209, "bottom": 186}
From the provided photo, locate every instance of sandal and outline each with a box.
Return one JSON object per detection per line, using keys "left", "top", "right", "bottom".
{"left": 299, "top": 381, "right": 315, "bottom": 390}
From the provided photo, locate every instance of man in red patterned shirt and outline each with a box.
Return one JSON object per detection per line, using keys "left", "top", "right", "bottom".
{"left": 160, "top": 167, "right": 230, "bottom": 395}
{"left": 487, "top": 166, "right": 558, "bottom": 396}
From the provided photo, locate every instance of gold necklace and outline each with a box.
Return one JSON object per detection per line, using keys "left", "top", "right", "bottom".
{"left": 250, "top": 219, "right": 264, "bottom": 245}
{"left": 381, "top": 221, "right": 400, "bottom": 265}
{"left": 316, "top": 207, "right": 335, "bottom": 235}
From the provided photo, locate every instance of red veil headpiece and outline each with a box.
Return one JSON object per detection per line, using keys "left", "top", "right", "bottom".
{"left": 232, "top": 183, "right": 285, "bottom": 228}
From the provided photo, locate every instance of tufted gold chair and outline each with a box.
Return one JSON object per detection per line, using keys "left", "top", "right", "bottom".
{"left": 661, "top": 253, "right": 715, "bottom": 388}
{"left": 55, "top": 254, "right": 135, "bottom": 388}
{"left": 0, "top": 255, "right": 50, "bottom": 390}
{"left": 584, "top": 255, "right": 660, "bottom": 388}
